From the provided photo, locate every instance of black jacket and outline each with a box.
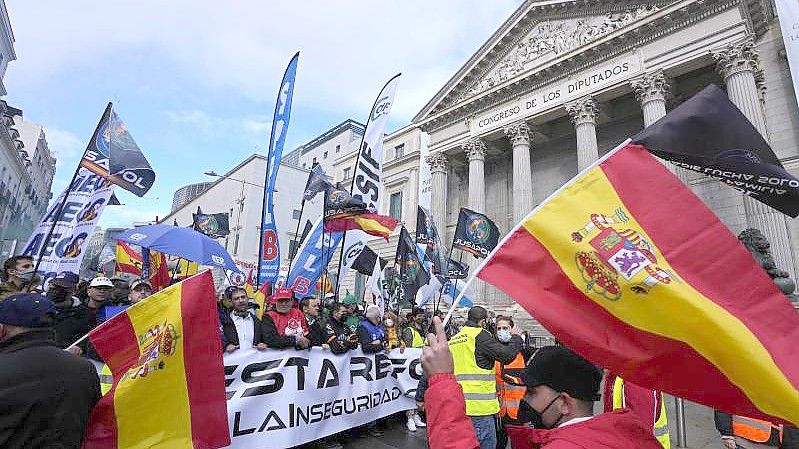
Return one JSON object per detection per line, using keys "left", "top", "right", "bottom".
{"left": 461, "top": 322, "right": 522, "bottom": 370}
{"left": 53, "top": 302, "right": 93, "bottom": 349}
{"left": 323, "top": 317, "right": 359, "bottom": 354}
{"left": 357, "top": 320, "right": 385, "bottom": 354}
{"left": 0, "top": 330, "right": 101, "bottom": 449}
{"left": 306, "top": 317, "right": 325, "bottom": 347}
{"left": 221, "top": 311, "right": 265, "bottom": 348}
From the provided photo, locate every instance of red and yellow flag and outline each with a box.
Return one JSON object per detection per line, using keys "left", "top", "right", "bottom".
{"left": 148, "top": 250, "right": 171, "bottom": 292}
{"left": 82, "top": 271, "right": 230, "bottom": 449}
{"left": 115, "top": 242, "right": 143, "bottom": 276}
{"left": 324, "top": 212, "right": 398, "bottom": 240}
{"left": 478, "top": 144, "right": 799, "bottom": 426}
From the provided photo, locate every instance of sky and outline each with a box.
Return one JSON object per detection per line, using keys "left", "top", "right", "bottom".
{"left": 5, "top": 1, "right": 521, "bottom": 229}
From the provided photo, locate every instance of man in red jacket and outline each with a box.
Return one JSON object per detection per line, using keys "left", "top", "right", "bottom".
{"left": 422, "top": 317, "right": 662, "bottom": 449}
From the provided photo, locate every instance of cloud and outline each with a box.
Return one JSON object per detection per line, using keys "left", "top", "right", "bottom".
{"left": 43, "top": 127, "right": 82, "bottom": 168}
{"left": 164, "top": 109, "right": 271, "bottom": 139}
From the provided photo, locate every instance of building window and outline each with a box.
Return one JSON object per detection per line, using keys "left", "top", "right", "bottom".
{"left": 324, "top": 151, "right": 328, "bottom": 159}
{"left": 394, "top": 143, "right": 405, "bottom": 159}
{"left": 389, "top": 192, "right": 402, "bottom": 221}
{"left": 343, "top": 167, "right": 351, "bottom": 179}
{"left": 336, "top": 144, "right": 340, "bottom": 153}
{"left": 292, "top": 209, "right": 302, "bottom": 219}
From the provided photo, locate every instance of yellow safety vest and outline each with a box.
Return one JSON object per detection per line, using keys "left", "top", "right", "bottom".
{"left": 612, "top": 376, "right": 670, "bottom": 449}
{"left": 100, "top": 363, "right": 114, "bottom": 395}
{"left": 406, "top": 326, "right": 425, "bottom": 348}
{"left": 449, "top": 326, "right": 499, "bottom": 416}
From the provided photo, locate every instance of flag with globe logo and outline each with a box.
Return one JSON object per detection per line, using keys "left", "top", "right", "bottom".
{"left": 192, "top": 206, "right": 230, "bottom": 238}
{"left": 452, "top": 208, "right": 500, "bottom": 258}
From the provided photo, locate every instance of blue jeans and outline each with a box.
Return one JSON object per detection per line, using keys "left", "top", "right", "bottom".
{"left": 470, "top": 415, "right": 497, "bottom": 449}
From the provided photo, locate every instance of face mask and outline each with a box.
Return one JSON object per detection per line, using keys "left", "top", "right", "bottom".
{"left": 535, "top": 393, "right": 565, "bottom": 429}
{"left": 517, "top": 399, "right": 545, "bottom": 428}
{"left": 496, "top": 329, "right": 512, "bottom": 343}
{"left": 47, "top": 286, "right": 70, "bottom": 304}
{"left": 14, "top": 268, "right": 37, "bottom": 282}
{"left": 384, "top": 319, "right": 394, "bottom": 328}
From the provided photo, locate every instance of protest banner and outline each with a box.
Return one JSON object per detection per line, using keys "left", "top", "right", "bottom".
{"left": 223, "top": 347, "right": 421, "bottom": 448}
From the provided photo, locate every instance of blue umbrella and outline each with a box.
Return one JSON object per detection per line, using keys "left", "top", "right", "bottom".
{"left": 117, "top": 224, "right": 241, "bottom": 273}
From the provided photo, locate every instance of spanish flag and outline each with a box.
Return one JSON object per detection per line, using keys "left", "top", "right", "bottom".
{"left": 324, "top": 212, "right": 398, "bottom": 240}
{"left": 478, "top": 141, "right": 799, "bottom": 426}
{"left": 115, "top": 241, "right": 143, "bottom": 276}
{"left": 243, "top": 268, "right": 269, "bottom": 319}
{"left": 82, "top": 271, "right": 230, "bottom": 449}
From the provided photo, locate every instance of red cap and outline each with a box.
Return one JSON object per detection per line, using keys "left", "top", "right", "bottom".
{"left": 268, "top": 287, "right": 294, "bottom": 303}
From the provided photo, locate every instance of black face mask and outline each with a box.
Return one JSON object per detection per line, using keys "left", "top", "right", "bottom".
{"left": 517, "top": 400, "right": 545, "bottom": 428}
{"left": 47, "top": 286, "right": 71, "bottom": 305}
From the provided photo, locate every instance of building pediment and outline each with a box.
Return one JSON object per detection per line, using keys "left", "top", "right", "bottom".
{"left": 412, "top": 0, "right": 771, "bottom": 128}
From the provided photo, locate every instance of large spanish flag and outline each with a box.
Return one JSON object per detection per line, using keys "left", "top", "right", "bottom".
{"left": 478, "top": 142, "right": 799, "bottom": 426}
{"left": 82, "top": 271, "right": 230, "bottom": 449}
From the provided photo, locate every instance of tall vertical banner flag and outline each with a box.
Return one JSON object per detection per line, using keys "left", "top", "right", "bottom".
{"left": 258, "top": 52, "right": 300, "bottom": 286}
{"left": 776, "top": 0, "right": 799, "bottom": 112}
{"left": 287, "top": 217, "right": 343, "bottom": 297}
{"left": 82, "top": 271, "right": 230, "bottom": 449}
{"left": 476, "top": 87, "right": 799, "bottom": 425}
{"left": 339, "top": 74, "right": 401, "bottom": 280}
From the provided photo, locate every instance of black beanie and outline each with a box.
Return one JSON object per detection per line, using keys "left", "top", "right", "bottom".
{"left": 521, "top": 345, "right": 602, "bottom": 402}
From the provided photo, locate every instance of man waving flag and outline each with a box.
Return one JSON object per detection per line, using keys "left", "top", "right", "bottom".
{"left": 474, "top": 85, "right": 799, "bottom": 426}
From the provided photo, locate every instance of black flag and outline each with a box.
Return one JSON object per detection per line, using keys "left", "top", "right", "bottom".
{"left": 395, "top": 226, "right": 430, "bottom": 303}
{"left": 304, "top": 163, "right": 332, "bottom": 201}
{"left": 447, "top": 258, "right": 469, "bottom": 279}
{"left": 415, "top": 206, "right": 446, "bottom": 275}
{"left": 324, "top": 183, "right": 367, "bottom": 220}
{"left": 192, "top": 206, "right": 231, "bottom": 238}
{"left": 352, "top": 245, "right": 387, "bottom": 276}
{"left": 633, "top": 84, "right": 799, "bottom": 217}
{"left": 452, "top": 208, "right": 500, "bottom": 258}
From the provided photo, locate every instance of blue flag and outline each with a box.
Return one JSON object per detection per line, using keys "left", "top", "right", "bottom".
{"left": 258, "top": 52, "right": 300, "bottom": 286}
{"left": 287, "top": 217, "right": 343, "bottom": 297}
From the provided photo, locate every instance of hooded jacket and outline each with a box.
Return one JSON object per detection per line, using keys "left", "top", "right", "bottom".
{"left": 425, "top": 373, "right": 662, "bottom": 449}
{"left": 263, "top": 306, "right": 309, "bottom": 349}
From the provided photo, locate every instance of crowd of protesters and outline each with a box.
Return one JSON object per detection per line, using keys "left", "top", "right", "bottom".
{"left": 2, "top": 254, "right": 798, "bottom": 449}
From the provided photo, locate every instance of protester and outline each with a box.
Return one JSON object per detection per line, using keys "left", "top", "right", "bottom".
{"left": 49, "top": 272, "right": 92, "bottom": 352}
{"left": 494, "top": 315, "right": 528, "bottom": 449}
{"left": 714, "top": 411, "right": 786, "bottom": 449}
{"left": 422, "top": 317, "right": 663, "bottom": 449}
{"left": 383, "top": 311, "right": 403, "bottom": 351}
{"left": 110, "top": 276, "right": 130, "bottom": 305}
{"left": 0, "top": 293, "right": 101, "bottom": 449}
{"left": 448, "top": 306, "right": 523, "bottom": 449}
{"left": 81, "top": 276, "right": 114, "bottom": 360}
{"left": 356, "top": 304, "right": 386, "bottom": 438}
{"left": 604, "top": 373, "right": 670, "bottom": 448}
{"left": 343, "top": 292, "right": 362, "bottom": 331}
{"left": 402, "top": 307, "right": 428, "bottom": 432}
{"left": 0, "top": 255, "right": 37, "bottom": 300}
{"left": 324, "top": 302, "right": 359, "bottom": 354}
{"left": 221, "top": 286, "right": 267, "bottom": 353}
{"left": 263, "top": 287, "right": 311, "bottom": 350}
{"left": 300, "top": 294, "right": 326, "bottom": 347}
{"left": 128, "top": 279, "right": 153, "bottom": 305}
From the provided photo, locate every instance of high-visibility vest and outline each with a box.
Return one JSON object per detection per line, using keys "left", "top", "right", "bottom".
{"left": 405, "top": 326, "right": 425, "bottom": 348}
{"left": 495, "top": 352, "right": 526, "bottom": 420}
{"left": 732, "top": 415, "right": 783, "bottom": 444}
{"left": 449, "top": 326, "right": 499, "bottom": 416}
{"left": 612, "top": 376, "right": 671, "bottom": 449}
{"left": 100, "top": 363, "right": 113, "bottom": 395}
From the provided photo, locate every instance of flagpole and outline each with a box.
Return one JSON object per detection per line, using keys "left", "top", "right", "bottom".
{"left": 27, "top": 103, "right": 113, "bottom": 291}
{"left": 286, "top": 198, "right": 306, "bottom": 275}
{"left": 433, "top": 245, "right": 455, "bottom": 313}
{"left": 333, "top": 73, "right": 402, "bottom": 300}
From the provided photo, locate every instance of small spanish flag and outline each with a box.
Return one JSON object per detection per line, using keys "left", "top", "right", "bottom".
{"left": 478, "top": 141, "right": 799, "bottom": 426}
{"left": 82, "top": 271, "right": 230, "bottom": 449}
{"left": 115, "top": 242, "right": 143, "bottom": 276}
{"left": 324, "top": 212, "right": 398, "bottom": 240}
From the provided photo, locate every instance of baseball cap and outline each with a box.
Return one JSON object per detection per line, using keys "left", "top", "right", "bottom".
{"left": 51, "top": 271, "right": 79, "bottom": 288}
{"left": 271, "top": 287, "right": 294, "bottom": 301}
{"left": 0, "top": 293, "right": 55, "bottom": 328}
{"left": 520, "top": 346, "right": 602, "bottom": 402}
{"left": 130, "top": 279, "right": 152, "bottom": 290}
{"left": 89, "top": 276, "right": 114, "bottom": 288}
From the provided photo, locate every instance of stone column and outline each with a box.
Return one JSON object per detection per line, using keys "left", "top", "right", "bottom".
{"left": 713, "top": 40, "right": 797, "bottom": 281}
{"left": 566, "top": 96, "right": 601, "bottom": 172}
{"left": 463, "top": 138, "right": 487, "bottom": 213}
{"left": 504, "top": 121, "right": 534, "bottom": 223}
{"left": 425, "top": 152, "right": 449, "bottom": 229}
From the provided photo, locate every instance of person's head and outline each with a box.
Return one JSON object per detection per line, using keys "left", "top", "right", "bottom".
{"left": 87, "top": 277, "right": 114, "bottom": 306}
{"left": 301, "top": 295, "right": 320, "bottom": 318}
{"left": 128, "top": 279, "right": 153, "bottom": 304}
{"left": 2, "top": 255, "right": 35, "bottom": 287}
{"left": 229, "top": 287, "right": 249, "bottom": 312}
{"left": 272, "top": 287, "right": 295, "bottom": 314}
{"left": 0, "top": 293, "right": 55, "bottom": 341}
{"left": 47, "top": 271, "right": 79, "bottom": 305}
{"left": 365, "top": 305, "right": 381, "bottom": 325}
{"left": 111, "top": 278, "right": 130, "bottom": 301}
{"left": 467, "top": 306, "right": 489, "bottom": 327}
{"left": 520, "top": 346, "right": 602, "bottom": 429}
{"left": 412, "top": 309, "right": 425, "bottom": 325}
{"left": 331, "top": 303, "right": 348, "bottom": 322}
{"left": 383, "top": 311, "right": 397, "bottom": 329}
{"left": 495, "top": 315, "right": 514, "bottom": 343}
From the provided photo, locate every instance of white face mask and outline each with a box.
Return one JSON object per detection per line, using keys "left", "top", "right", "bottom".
{"left": 384, "top": 319, "right": 394, "bottom": 328}
{"left": 496, "top": 329, "right": 512, "bottom": 343}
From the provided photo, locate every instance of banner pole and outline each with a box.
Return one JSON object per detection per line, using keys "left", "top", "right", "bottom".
{"left": 286, "top": 198, "right": 306, "bottom": 275}
{"left": 433, "top": 245, "right": 454, "bottom": 313}
{"left": 27, "top": 102, "right": 113, "bottom": 291}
